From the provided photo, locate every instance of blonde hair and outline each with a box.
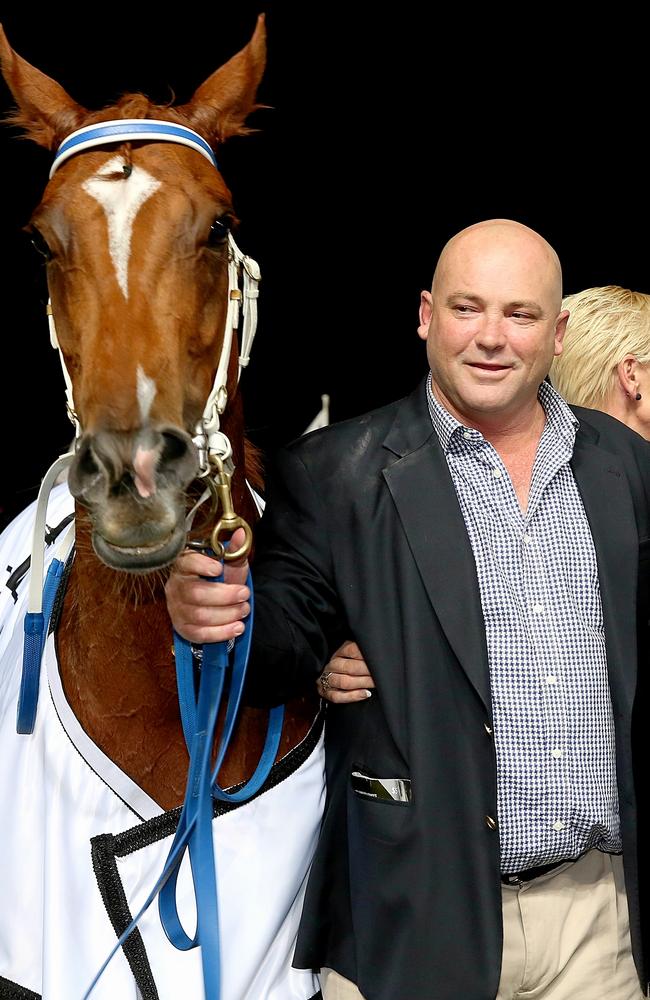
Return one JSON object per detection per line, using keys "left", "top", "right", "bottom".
{"left": 551, "top": 286, "right": 650, "bottom": 408}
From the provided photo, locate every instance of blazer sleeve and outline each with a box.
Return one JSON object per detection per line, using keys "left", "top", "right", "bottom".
{"left": 245, "top": 444, "right": 346, "bottom": 707}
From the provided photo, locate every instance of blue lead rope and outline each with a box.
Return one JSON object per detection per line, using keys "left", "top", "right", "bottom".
{"left": 81, "top": 560, "right": 284, "bottom": 999}
{"left": 17, "top": 557, "right": 65, "bottom": 734}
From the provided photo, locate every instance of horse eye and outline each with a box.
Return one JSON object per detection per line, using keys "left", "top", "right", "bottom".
{"left": 207, "top": 216, "right": 233, "bottom": 247}
{"left": 28, "top": 227, "right": 54, "bottom": 262}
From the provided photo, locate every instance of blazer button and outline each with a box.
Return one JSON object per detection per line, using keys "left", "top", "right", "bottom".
{"left": 485, "top": 815, "right": 498, "bottom": 831}
{"left": 484, "top": 722, "right": 493, "bottom": 737}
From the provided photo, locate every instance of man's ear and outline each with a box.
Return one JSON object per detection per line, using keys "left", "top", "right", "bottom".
{"left": 553, "top": 308, "right": 570, "bottom": 357}
{"left": 418, "top": 290, "right": 433, "bottom": 341}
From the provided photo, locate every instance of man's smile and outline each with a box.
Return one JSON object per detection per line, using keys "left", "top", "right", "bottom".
{"left": 466, "top": 362, "right": 512, "bottom": 372}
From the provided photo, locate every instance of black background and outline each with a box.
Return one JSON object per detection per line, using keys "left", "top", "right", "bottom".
{"left": 0, "top": 4, "right": 647, "bottom": 529}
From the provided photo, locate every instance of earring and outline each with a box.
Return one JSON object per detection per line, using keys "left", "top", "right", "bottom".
{"left": 636, "top": 392, "right": 642, "bottom": 401}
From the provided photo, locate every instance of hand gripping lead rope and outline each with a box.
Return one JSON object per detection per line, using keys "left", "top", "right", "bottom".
{"left": 159, "top": 571, "right": 285, "bottom": 994}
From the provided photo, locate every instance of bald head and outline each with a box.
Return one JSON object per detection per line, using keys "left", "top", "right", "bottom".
{"left": 418, "top": 218, "right": 569, "bottom": 433}
{"left": 432, "top": 220, "right": 563, "bottom": 314}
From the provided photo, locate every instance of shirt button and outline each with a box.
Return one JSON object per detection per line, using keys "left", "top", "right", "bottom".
{"left": 551, "top": 748, "right": 563, "bottom": 758}
{"left": 546, "top": 675, "right": 557, "bottom": 685}
{"left": 552, "top": 820, "right": 566, "bottom": 831}
{"left": 532, "top": 603, "right": 545, "bottom": 614}
{"left": 523, "top": 533, "right": 532, "bottom": 543}
{"left": 485, "top": 815, "right": 498, "bottom": 831}
{"left": 463, "top": 430, "right": 472, "bottom": 439}
{"left": 492, "top": 469, "right": 502, "bottom": 479}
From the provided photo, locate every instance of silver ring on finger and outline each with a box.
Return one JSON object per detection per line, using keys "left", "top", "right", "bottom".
{"left": 319, "top": 670, "right": 333, "bottom": 692}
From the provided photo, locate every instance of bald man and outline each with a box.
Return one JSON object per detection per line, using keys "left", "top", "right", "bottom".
{"left": 167, "top": 221, "right": 650, "bottom": 999}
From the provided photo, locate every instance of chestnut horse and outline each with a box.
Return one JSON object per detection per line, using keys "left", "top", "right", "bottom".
{"left": 0, "top": 18, "right": 323, "bottom": 1000}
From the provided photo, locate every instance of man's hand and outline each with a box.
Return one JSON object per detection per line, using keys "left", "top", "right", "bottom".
{"left": 317, "top": 640, "right": 376, "bottom": 703}
{"left": 165, "top": 528, "right": 250, "bottom": 644}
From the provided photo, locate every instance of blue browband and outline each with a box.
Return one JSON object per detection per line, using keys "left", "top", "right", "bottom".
{"left": 50, "top": 119, "right": 219, "bottom": 178}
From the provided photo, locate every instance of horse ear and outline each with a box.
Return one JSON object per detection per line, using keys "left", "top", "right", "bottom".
{"left": 178, "top": 14, "right": 267, "bottom": 145}
{"left": 0, "top": 24, "right": 87, "bottom": 149}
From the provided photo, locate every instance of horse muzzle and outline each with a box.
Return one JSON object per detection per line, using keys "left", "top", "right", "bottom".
{"left": 68, "top": 426, "right": 198, "bottom": 571}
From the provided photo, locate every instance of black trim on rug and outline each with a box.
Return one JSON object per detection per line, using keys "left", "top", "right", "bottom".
{"left": 91, "top": 709, "right": 324, "bottom": 996}
{"left": 0, "top": 976, "right": 41, "bottom": 999}
{"left": 48, "top": 547, "right": 75, "bottom": 635}
{"left": 91, "top": 835, "right": 159, "bottom": 1000}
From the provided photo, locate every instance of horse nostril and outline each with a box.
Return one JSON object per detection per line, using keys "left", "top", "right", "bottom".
{"left": 77, "top": 440, "right": 100, "bottom": 478}
{"left": 160, "top": 431, "right": 188, "bottom": 465}
{"left": 157, "top": 427, "right": 197, "bottom": 488}
{"left": 68, "top": 434, "right": 109, "bottom": 501}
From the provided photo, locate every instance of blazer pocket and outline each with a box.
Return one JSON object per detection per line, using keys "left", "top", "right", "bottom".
{"left": 348, "top": 770, "right": 412, "bottom": 847}
{"left": 350, "top": 770, "right": 412, "bottom": 805}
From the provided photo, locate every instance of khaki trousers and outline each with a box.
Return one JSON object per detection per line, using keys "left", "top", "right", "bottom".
{"left": 321, "top": 967, "right": 365, "bottom": 999}
{"left": 498, "top": 850, "right": 643, "bottom": 999}
{"left": 321, "top": 850, "right": 644, "bottom": 999}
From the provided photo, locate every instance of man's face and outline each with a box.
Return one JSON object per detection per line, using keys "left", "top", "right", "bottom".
{"left": 418, "top": 234, "right": 568, "bottom": 428}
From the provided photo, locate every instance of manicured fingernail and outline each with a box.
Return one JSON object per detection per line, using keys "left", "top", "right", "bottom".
{"left": 237, "top": 588, "right": 249, "bottom": 601}
{"left": 233, "top": 623, "right": 245, "bottom": 636}
{"left": 364, "top": 690, "right": 372, "bottom": 698}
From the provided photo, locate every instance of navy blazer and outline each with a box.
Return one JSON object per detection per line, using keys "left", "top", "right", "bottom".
{"left": 247, "top": 379, "right": 650, "bottom": 999}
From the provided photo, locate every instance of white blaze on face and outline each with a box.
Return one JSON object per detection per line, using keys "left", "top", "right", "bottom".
{"left": 133, "top": 444, "right": 158, "bottom": 498}
{"left": 82, "top": 156, "right": 162, "bottom": 298}
{"left": 132, "top": 368, "right": 159, "bottom": 497}
{"left": 136, "top": 365, "right": 157, "bottom": 423}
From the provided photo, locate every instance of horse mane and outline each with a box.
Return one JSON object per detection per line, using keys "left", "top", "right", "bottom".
{"left": 244, "top": 438, "right": 264, "bottom": 494}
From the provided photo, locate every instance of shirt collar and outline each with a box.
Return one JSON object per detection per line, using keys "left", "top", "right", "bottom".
{"left": 426, "top": 374, "right": 579, "bottom": 455}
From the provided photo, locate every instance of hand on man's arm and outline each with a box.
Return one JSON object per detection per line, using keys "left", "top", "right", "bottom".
{"left": 317, "top": 640, "right": 376, "bottom": 703}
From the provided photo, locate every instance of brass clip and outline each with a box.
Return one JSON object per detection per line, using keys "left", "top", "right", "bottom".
{"left": 209, "top": 456, "right": 253, "bottom": 562}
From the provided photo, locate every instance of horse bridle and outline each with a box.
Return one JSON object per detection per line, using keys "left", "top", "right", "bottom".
{"left": 26, "top": 119, "right": 261, "bottom": 623}
{"left": 47, "top": 118, "right": 262, "bottom": 477}
{"left": 27, "top": 118, "right": 260, "bottom": 680}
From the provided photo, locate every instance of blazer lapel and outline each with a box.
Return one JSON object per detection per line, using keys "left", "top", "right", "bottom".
{"left": 571, "top": 426, "right": 639, "bottom": 717}
{"left": 382, "top": 384, "right": 491, "bottom": 713}
{"left": 380, "top": 387, "right": 639, "bottom": 718}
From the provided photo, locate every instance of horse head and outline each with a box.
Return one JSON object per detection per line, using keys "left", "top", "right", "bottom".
{"left": 0, "top": 18, "right": 265, "bottom": 571}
